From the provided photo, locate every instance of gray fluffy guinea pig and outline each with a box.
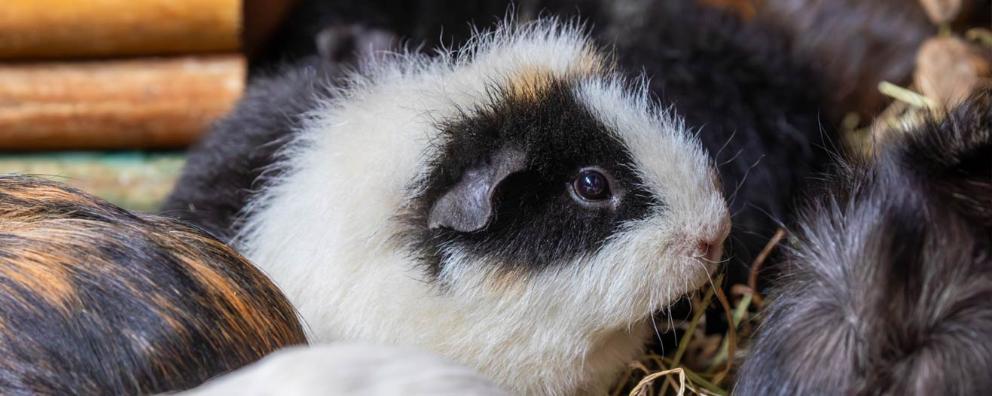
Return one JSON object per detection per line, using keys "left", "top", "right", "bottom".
{"left": 164, "top": 20, "right": 731, "bottom": 395}
{"left": 181, "top": 343, "right": 510, "bottom": 396}
{"left": 0, "top": 175, "right": 307, "bottom": 395}
{"left": 735, "top": 91, "right": 992, "bottom": 395}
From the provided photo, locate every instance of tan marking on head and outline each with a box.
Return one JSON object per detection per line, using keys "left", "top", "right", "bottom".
{"left": 575, "top": 47, "right": 607, "bottom": 76}
{"left": 507, "top": 66, "right": 557, "bottom": 101}
{"left": 506, "top": 47, "right": 606, "bottom": 102}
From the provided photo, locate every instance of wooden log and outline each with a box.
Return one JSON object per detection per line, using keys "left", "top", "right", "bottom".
{"left": 0, "top": 0, "right": 240, "bottom": 59}
{"left": 0, "top": 55, "right": 245, "bottom": 150}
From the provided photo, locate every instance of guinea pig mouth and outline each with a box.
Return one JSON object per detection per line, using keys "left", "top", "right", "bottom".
{"left": 690, "top": 218, "right": 731, "bottom": 270}
{"left": 672, "top": 236, "right": 725, "bottom": 272}
{"left": 699, "top": 242, "right": 724, "bottom": 266}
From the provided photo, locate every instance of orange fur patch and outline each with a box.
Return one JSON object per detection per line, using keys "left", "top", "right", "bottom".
{"left": 506, "top": 48, "right": 606, "bottom": 101}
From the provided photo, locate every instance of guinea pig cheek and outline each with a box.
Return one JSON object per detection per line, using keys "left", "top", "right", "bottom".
{"left": 586, "top": 219, "right": 698, "bottom": 309}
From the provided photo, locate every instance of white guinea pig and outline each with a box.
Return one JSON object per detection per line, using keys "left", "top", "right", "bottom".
{"left": 165, "top": 20, "right": 730, "bottom": 395}
{"left": 179, "top": 343, "right": 509, "bottom": 396}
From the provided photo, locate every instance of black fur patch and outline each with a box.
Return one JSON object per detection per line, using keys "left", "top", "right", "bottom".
{"left": 248, "top": 0, "right": 511, "bottom": 74}
{"left": 161, "top": 57, "right": 340, "bottom": 241}
{"left": 402, "top": 79, "right": 657, "bottom": 278}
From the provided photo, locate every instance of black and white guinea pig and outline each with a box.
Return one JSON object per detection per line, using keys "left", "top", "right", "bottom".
{"left": 0, "top": 176, "right": 306, "bottom": 395}
{"left": 193, "top": 0, "right": 839, "bottom": 296}
{"left": 251, "top": 0, "right": 844, "bottom": 298}
{"left": 735, "top": 91, "right": 992, "bottom": 395}
{"left": 164, "top": 21, "right": 731, "bottom": 395}
{"left": 541, "top": 0, "right": 837, "bottom": 292}
{"left": 182, "top": 343, "right": 509, "bottom": 396}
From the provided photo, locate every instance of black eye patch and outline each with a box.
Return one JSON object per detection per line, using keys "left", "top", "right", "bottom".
{"left": 400, "top": 79, "right": 658, "bottom": 279}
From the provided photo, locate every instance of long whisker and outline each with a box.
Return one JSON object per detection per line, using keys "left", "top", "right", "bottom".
{"left": 714, "top": 129, "right": 738, "bottom": 159}
{"left": 727, "top": 155, "right": 765, "bottom": 206}
{"left": 718, "top": 148, "right": 746, "bottom": 168}
{"left": 651, "top": 312, "right": 664, "bottom": 350}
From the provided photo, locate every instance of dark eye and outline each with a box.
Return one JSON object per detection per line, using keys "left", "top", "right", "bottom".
{"left": 573, "top": 168, "right": 612, "bottom": 201}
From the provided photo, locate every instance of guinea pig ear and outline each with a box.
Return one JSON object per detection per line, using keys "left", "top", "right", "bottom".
{"left": 428, "top": 148, "right": 527, "bottom": 232}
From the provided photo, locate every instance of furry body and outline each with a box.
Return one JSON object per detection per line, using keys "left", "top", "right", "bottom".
{"left": 0, "top": 176, "right": 306, "bottom": 395}
{"left": 736, "top": 92, "right": 992, "bottom": 395}
{"left": 166, "top": 22, "right": 729, "bottom": 395}
{"left": 182, "top": 343, "right": 509, "bottom": 396}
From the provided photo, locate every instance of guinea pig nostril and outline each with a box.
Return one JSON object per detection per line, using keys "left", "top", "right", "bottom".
{"left": 698, "top": 241, "right": 724, "bottom": 263}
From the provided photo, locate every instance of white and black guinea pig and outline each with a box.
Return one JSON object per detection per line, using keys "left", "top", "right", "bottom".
{"left": 0, "top": 176, "right": 306, "bottom": 395}
{"left": 182, "top": 343, "right": 509, "bottom": 396}
{"left": 246, "top": 0, "right": 839, "bottom": 292}
{"left": 164, "top": 21, "right": 731, "bottom": 395}
{"left": 735, "top": 91, "right": 992, "bottom": 395}
{"left": 520, "top": 0, "right": 839, "bottom": 297}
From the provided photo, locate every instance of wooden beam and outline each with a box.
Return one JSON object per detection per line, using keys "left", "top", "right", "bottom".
{"left": 0, "top": 55, "right": 245, "bottom": 150}
{"left": 0, "top": 0, "right": 240, "bottom": 59}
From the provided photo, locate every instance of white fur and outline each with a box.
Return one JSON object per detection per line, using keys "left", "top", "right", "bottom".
{"left": 179, "top": 344, "right": 508, "bottom": 396}
{"left": 236, "top": 20, "right": 729, "bottom": 395}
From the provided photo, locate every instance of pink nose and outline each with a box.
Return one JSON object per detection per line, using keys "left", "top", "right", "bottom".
{"left": 698, "top": 240, "right": 724, "bottom": 263}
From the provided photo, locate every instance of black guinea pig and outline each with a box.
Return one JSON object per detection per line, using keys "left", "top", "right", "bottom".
{"left": 0, "top": 175, "right": 306, "bottom": 395}
{"left": 755, "top": 0, "right": 936, "bottom": 120}
{"left": 245, "top": 0, "right": 510, "bottom": 74}
{"left": 735, "top": 91, "right": 992, "bottom": 395}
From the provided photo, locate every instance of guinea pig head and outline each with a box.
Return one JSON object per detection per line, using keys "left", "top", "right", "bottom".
{"left": 404, "top": 45, "right": 731, "bottom": 331}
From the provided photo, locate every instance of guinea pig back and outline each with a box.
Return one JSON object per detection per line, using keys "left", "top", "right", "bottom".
{"left": 735, "top": 91, "right": 992, "bottom": 395}
{"left": 0, "top": 176, "right": 306, "bottom": 395}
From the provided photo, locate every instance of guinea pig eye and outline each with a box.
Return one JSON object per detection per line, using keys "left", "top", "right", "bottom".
{"left": 572, "top": 168, "right": 612, "bottom": 202}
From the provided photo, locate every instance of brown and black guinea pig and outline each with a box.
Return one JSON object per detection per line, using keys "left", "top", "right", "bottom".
{"left": 0, "top": 175, "right": 306, "bottom": 395}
